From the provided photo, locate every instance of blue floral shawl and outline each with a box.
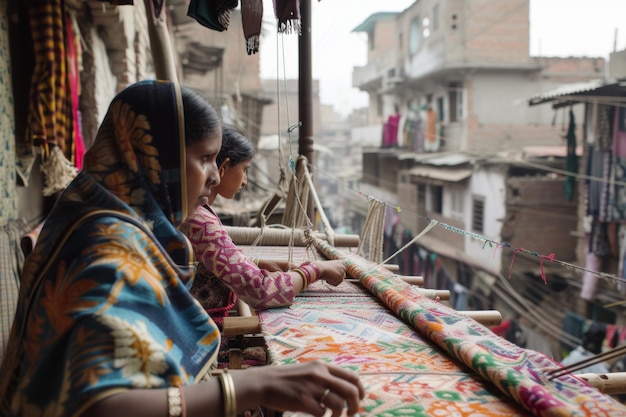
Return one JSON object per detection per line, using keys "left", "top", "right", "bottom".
{"left": 0, "top": 80, "right": 220, "bottom": 417}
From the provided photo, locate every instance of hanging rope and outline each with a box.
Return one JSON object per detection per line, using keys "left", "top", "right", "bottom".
{"left": 356, "top": 197, "right": 386, "bottom": 263}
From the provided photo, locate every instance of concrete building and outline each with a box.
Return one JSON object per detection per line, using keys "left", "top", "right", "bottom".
{"left": 345, "top": 0, "right": 613, "bottom": 356}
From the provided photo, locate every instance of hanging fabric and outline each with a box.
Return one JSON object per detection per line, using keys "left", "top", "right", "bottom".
{"left": 564, "top": 109, "right": 578, "bottom": 201}
{"left": 65, "top": 13, "right": 85, "bottom": 170}
{"left": 27, "top": 0, "right": 77, "bottom": 196}
{"left": 187, "top": 0, "right": 238, "bottom": 32}
{"left": 423, "top": 105, "right": 439, "bottom": 152}
{"left": 241, "top": 0, "right": 263, "bottom": 55}
{"left": 273, "top": 0, "right": 301, "bottom": 34}
{"left": 0, "top": 0, "right": 16, "bottom": 225}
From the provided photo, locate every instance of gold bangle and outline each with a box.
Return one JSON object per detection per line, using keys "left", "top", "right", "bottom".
{"left": 219, "top": 370, "right": 237, "bottom": 417}
{"left": 292, "top": 268, "right": 308, "bottom": 291}
{"left": 167, "top": 387, "right": 183, "bottom": 417}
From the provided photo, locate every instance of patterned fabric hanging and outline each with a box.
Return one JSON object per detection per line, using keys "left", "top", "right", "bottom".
{"left": 27, "top": 0, "right": 77, "bottom": 196}
{"left": 0, "top": 0, "right": 16, "bottom": 224}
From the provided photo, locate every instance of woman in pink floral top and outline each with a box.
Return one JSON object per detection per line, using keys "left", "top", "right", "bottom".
{"left": 179, "top": 124, "right": 346, "bottom": 328}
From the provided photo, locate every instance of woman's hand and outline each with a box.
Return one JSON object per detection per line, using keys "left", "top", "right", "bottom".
{"left": 313, "top": 260, "right": 346, "bottom": 287}
{"left": 231, "top": 360, "right": 365, "bottom": 417}
{"left": 83, "top": 361, "right": 364, "bottom": 417}
{"left": 257, "top": 258, "right": 296, "bottom": 272}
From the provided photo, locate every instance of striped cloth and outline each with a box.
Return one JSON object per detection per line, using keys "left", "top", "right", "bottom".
{"left": 0, "top": 221, "right": 26, "bottom": 364}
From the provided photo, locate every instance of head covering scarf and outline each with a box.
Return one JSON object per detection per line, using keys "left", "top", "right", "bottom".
{"left": 0, "top": 80, "right": 220, "bottom": 417}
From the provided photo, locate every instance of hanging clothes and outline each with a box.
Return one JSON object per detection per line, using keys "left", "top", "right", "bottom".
{"left": 241, "top": 0, "right": 263, "bottom": 55}
{"left": 65, "top": 13, "right": 85, "bottom": 170}
{"left": 27, "top": 0, "right": 77, "bottom": 195}
{"left": 382, "top": 112, "right": 400, "bottom": 148}
{"left": 423, "top": 106, "right": 440, "bottom": 152}
{"left": 0, "top": 0, "right": 16, "bottom": 225}
{"left": 414, "top": 110, "right": 426, "bottom": 152}
{"left": 273, "top": 0, "right": 304, "bottom": 34}
{"left": 586, "top": 145, "right": 609, "bottom": 217}
{"left": 581, "top": 232, "right": 604, "bottom": 301}
{"left": 596, "top": 104, "right": 614, "bottom": 151}
{"left": 187, "top": 0, "right": 238, "bottom": 31}
{"left": 564, "top": 109, "right": 578, "bottom": 201}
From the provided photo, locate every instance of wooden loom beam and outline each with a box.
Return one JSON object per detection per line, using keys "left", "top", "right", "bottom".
{"left": 577, "top": 372, "right": 626, "bottom": 395}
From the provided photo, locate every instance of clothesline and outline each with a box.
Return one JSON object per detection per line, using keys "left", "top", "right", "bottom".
{"left": 314, "top": 168, "right": 626, "bottom": 304}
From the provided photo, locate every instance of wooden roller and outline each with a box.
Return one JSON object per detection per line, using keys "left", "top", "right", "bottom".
{"left": 223, "top": 316, "right": 262, "bottom": 337}
{"left": 398, "top": 275, "right": 424, "bottom": 286}
{"left": 382, "top": 264, "right": 400, "bottom": 272}
{"left": 458, "top": 310, "right": 502, "bottom": 327}
{"left": 224, "top": 225, "right": 360, "bottom": 247}
{"left": 416, "top": 289, "right": 450, "bottom": 301}
{"left": 576, "top": 372, "right": 626, "bottom": 395}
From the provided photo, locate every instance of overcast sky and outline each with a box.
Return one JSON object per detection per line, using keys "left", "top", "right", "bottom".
{"left": 258, "top": 0, "right": 626, "bottom": 116}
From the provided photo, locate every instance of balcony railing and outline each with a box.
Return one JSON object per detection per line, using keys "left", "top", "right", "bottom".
{"left": 352, "top": 50, "right": 400, "bottom": 90}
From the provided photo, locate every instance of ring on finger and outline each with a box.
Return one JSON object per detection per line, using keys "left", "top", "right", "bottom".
{"left": 319, "top": 388, "right": 330, "bottom": 405}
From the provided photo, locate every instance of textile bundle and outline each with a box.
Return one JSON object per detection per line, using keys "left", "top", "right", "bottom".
{"left": 187, "top": 0, "right": 239, "bottom": 32}
{"left": 188, "top": 0, "right": 324, "bottom": 54}
{"left": 27, "top": 0, "right": 84, "bottom": 195}
{"left": 241, "top": 0, "right": 263, "bottom": 55}
{"left": 272, "top": 0, "right": 300, "bottom": 34}
{"left": 256, "top": 240, "right": 626, "bottom": 416}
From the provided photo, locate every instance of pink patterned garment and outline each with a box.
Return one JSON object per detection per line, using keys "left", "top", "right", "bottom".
{"left": 180, "top": 205, "right": 319, "bottom": 319}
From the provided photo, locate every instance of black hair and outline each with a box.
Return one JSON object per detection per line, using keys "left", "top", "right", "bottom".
{"left": 582, "top": 322, "right": 606, "bottom": 354}
{"left": 218, "top": 123, "right": 256, "bottom": 167}
{"left": 180, "top": 86, "right": 221, "bottom": 145}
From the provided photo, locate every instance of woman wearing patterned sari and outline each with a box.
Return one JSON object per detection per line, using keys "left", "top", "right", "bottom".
{"left": 181, "top": 123, "right": 346, "bottom": 330}
{"left": 0, "top": 80, "right": 364, "bottom": 417}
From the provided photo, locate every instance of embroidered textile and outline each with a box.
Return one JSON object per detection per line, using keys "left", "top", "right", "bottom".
{"left": 259, "top": 241, "right": 626, "bottom": 416}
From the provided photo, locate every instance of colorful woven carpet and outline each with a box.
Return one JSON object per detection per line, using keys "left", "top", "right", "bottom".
{"left": 253, "top": 241, "right": 626, "bottom": 416}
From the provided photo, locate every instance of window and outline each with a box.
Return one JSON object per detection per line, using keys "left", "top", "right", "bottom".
{"left": 437, "top": 97, "right": 445, "bottom": 122}
{"left": 409, "top": 17, "right": 421, "bottom": 55}
{"left": 417, "top": 183, "right": 426, "bottom": 212}
{"left": 448, "top": 82, "right": 463, "bottom": 122}
{"left": 449, "top": 189, "right": 464, "bottom": 221}
{"left": 429, "top": 185, "right": 443, "bottom": 214}
{"left": 472, "top": 196, "right": 485, "bottom": 233}
{"left": 422, "top": 17, "right": 430, "bottom": 39}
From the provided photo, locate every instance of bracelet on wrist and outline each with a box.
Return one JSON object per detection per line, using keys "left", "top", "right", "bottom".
{"left": 292, "top": 268, "right": 309, "bottom": 291}
{"left": 167, "top": 386, "right": 185, "bottom": 417}
{"left": 219, "top": 370, "right": 237, "bottom": 417}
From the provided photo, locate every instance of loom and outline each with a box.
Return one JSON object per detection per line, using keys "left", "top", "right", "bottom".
{"left": 138, "top": 7, "right": 626, "bottom": 414}
{"left": 221, "top": 158, "right": 626, "bottom": 416}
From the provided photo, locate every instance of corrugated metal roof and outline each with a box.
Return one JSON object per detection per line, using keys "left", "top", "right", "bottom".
{"left": 409, "top": 166, "right": 472, "bottom": 182}
{"left": 525, "top": 79, "right": 626, "bottom": 107}
{"left": 527, "top": 79, "right": 606, "bottom": 105}
{"left": 398, "top": 152, "right": 472, "bottom": 166}
{"left": 423, "top": 154, "right": 472, "bottom": 166}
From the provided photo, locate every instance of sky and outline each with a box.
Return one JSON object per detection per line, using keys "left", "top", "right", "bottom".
{"left": 257, "top": 0, "right": 626, "bottom": 117}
